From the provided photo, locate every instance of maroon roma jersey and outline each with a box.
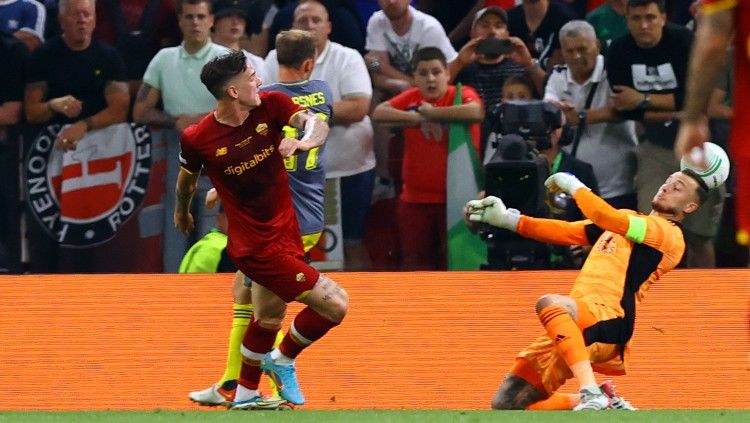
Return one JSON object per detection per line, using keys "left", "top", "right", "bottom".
{"left": 179, "top": 91, "right": 304, "bottom": 259}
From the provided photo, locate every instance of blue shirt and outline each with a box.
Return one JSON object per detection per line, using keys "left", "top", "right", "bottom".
{"left": 0, "top": 0, "right": 45, "bottom": 40}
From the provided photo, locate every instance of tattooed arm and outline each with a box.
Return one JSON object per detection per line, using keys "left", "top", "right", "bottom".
{"left": 24, "top": 81, "right": 83, "bottom": 123}
{"left": 85, "top": 80, "right": 130, "bottom": 129}
{"left": 54, "top": 80, "right": 130, "bottom": 149}
{"left": 174, "top": 167, "right": 198, "bottom": 235}
{"left": 132, "top": 82, "right": 177, "bottom": 128}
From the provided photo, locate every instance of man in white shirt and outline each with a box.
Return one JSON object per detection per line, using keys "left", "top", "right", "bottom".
{"left": 364, "top": 0, "right": 461, "bottom": 206}
{"left": 544, "top": 20, "right": 638, "bottom": 209}
{"left": 364, "top": 0, "right": 459, "bottom": 94}
{"left": 265, "top": 0, "right": 375, "bottom": 269}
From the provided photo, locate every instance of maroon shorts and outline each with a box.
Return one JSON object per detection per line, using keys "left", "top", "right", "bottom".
{"left": 233, "top": 251, "right": 320, "bottom": 302}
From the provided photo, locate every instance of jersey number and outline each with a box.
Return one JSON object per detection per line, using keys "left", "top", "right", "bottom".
{"left": 283, "top": 111, "right": 328, "bottom": 171}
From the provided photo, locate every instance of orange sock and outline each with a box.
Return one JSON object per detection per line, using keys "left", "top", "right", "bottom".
{"left": 538, "top": 305, "right": 596, "bottom": 387}
{"left": 527, "top": 393, "right": 579, "bottom": 410}
{"left": 538, "top": 305, "right": 588, "bottom": 365}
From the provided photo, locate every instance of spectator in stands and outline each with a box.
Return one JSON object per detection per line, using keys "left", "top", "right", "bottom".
{"left": 506, "top": 0, "right": 576, "bottom": 69}
{"left": 372, "top": 47, "right": 484, "bottom": 270}
{"left": 454, "top": 6, "right": 546, "bottom": 159}
{"left": 365, "top": 0, "right": 459, "bottom": 94}
{"left": 133, "top": 0, "right": 230, "bottom": 272}
{"left": 241, "top": 0, "right": 280, "bottom": 57}
{"left": 607, "top": 0, "right": 724, "bottom": 267}
{"left": 266, "top": 0, "right": 365, "bottom": 54}
{"left": 544, "top": 20, "right": 637, "bottom": 210}
{"left": 0, "top": 0, "right": 45, "bottom": 51}
{"left": 535, "top": 103, "right": 599, "bottom": 225}
{"left": 94, "top": 0, "right": 181, "bottom": 99}
{"left": 415, "top": 0, "right": 483, "bottom": 49}
{"left": 0, "top": 33, "right": 27, "bottom": 273}
{"left": 23, "top": 0, "right": 129, "bottom": 272}
{"left": 488, "top": 85, "right": 599, "bottom": 223}
{"left": 211, "top": 0, "right": 270, "bottom": 82}
{"left": 501, "top": 74, "right": 536, "bottom": 102}
{"left": 482, "top": 75, "right": 538, "bottom": 163}
{"left": 365, "top": 0, "right": 460, "bottom": 202}
{"left": 265, "top": 0, "right": 375, "bottom": 269}
{"left": 586, "top": 0, "right": 628, "bottom": 54}
{"left": 25, "top": 0, "right": 129, "bottom": 150}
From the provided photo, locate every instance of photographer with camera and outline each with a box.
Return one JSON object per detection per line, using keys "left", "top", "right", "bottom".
{"left": 453, "top": 7, "right": 546, "bottom": 161}
{"left": 482, "top": 100, "right": 598, "bottom": 270}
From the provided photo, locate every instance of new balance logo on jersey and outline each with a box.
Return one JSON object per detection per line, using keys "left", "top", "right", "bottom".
{"left": 554, "top": 334, "right": 567, "bottom": 344}
{"left": 216, "top": 147, "right": 227, "bottom": 156}
{"left": 224, "top": 145, "right": 275, "bottom": 175}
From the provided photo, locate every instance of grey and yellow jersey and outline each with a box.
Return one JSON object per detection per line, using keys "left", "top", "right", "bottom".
{"left": 260, "top": 79, "right": 333, "bottom": 236}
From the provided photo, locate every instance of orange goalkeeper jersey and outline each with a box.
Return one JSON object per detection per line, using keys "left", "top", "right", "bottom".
{"left": 517, "top": 189, "right": 686, "bottom": 344}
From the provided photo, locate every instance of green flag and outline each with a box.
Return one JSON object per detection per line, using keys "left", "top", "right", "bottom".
{"left": 446, "top": 83, "right": 486, "bottom": 270}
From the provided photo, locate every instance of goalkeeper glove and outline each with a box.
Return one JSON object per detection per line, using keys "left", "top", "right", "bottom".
{"left": 544, "top": 172, "right": 589, "bottom": 195}
{"left": 465, "top": 196, "right": 521, "bottom": 232}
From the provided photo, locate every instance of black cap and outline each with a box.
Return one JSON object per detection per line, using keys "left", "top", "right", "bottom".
{"left": 213, "top": 0, "right": 250, "bottom": 20}
{"left": 472, "top": 6, "right": 508, "bottom": 29}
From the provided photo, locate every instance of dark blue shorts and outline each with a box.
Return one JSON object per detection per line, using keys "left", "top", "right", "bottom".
{"left": 340, "top": 168, "right": 375, "bottom": 241}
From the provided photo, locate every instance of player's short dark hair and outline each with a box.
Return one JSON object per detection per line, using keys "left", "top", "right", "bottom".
{"left": 200, "top": 51, "right": 247, "bottom": 99}
{"left": 412, "top": 47, "right": 447, "bottom": 71}
{"left": 627, "top": 0, "right": 666, "bottom": 13}
{"left": 275, "top": 29, "right": 316, "bottom": 69}
{"left": 177, "top": 0, "right": 213, "bottom": 14}
{"left": 681, "top": 169, "right": 709, "bottom": 205}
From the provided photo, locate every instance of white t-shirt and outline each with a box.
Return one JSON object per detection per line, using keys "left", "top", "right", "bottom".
{"left": 243, "top": 49, "right": 270, "bottom": 83}
{"left": 544, "top": 55, "right": 637, "bottom": 199}
{"left": 265, "top": 41, "right": 375, "bottom": 178}
{"left": 365, "top": 6, "right": 458, "bottom": 73}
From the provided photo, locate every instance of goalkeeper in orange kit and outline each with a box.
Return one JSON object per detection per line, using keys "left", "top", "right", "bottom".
{"left": 465, "top": 170, "right": 709, "bottom": 410}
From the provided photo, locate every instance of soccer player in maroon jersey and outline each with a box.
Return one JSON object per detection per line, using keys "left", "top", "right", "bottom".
{"left": 675, "top": 0, "right": 750, "bottom": 247}
{"left": 174, "top": 50, "right": 348, "bottom": 408}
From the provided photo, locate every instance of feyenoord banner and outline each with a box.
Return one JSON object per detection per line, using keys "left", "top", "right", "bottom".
{"left": 25, "top": 123, "right": 152, "bottom": 247}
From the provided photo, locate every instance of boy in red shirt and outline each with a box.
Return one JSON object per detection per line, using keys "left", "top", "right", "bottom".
{"left": 373, "top": 47, "right": 484, "bottom": 270}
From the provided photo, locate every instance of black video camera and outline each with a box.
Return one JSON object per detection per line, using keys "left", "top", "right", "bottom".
{"left": 480, "top": 101, "right": 565, "bottom": 270}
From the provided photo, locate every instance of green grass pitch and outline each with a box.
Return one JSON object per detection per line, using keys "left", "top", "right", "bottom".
{"left": 1, "top": 410, "right": 749, "bottom": 422}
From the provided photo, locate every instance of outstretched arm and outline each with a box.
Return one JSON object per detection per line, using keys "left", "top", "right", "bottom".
{"left": 516, "top": 216, "right": 591, "bottom": 246}
{"left": 465, "top": 196, "right": 591, "bottom": 246}
{"left": 571, "top": 188, "right": 630, "bottom": 235}
{"left": 675, "top": 7, "right": 734, "bottom": 159}
{"left": 546, "top": 172, "right": 631, "bottom": 235}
